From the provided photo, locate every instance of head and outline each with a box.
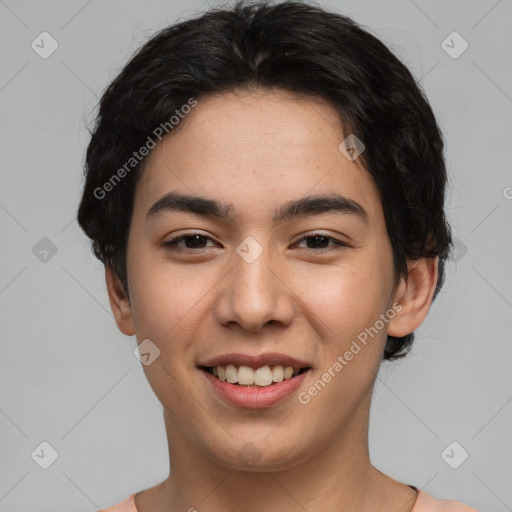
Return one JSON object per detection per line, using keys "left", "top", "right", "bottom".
{"left": 78, "top": 0, "right": 451, "bottom": 470}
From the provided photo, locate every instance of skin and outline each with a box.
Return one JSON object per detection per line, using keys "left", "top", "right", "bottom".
{"left": 105, "top": 87, "right": 438, "bottom": 512}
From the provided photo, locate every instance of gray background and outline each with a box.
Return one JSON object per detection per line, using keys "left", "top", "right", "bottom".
{"left": 1, "top": 0, "right": 511, "bottom": 511}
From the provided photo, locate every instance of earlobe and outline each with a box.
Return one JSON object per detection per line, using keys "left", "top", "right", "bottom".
{"left": 387, "top": 257, "right": 439, "bottom": 338}
{"left": 105, "top": 265, "right": 135, "bottom": 336}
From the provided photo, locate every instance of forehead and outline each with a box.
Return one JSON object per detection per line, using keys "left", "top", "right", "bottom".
{"left": 134, "top": 88, "right": 382, "bottom": 224}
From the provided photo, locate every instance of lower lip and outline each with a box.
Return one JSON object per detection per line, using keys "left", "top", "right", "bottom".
{"left": 200, "top": 369, "right": 310, "bottom": 408}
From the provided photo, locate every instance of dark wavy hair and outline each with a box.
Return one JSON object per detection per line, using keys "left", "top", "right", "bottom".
{"left": 77, "top": 0, "right": 452, "bottom": 360}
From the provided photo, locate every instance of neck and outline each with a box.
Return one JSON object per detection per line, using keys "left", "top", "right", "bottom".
{"left": 136, "top": 393, "right": 418, "bottom": 512}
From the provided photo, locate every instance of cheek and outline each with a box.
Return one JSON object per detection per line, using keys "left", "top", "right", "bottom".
{"left": 128, "top": 266, "right": 205, "bottom": 403}
{"left": 128, "top": 260, "right": 203, "bottom": 342}
{"left": 297, "top": 264, "right": 389, "bottom": 425}
{"left": 295, "top": 258, "right": 392, "bottom": 342}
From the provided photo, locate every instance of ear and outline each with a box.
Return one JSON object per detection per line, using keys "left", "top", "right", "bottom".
{"left": 105, "top": 265, "right": 135, "bottom": 336}
{"left": 388, "top": 257, "right": 439, "bottom": 338}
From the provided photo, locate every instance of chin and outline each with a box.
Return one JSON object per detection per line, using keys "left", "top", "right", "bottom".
{"left": 207, "top": 434, "right": 313, "bottom": 472}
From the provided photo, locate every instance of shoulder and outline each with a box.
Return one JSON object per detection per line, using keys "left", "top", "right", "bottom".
{"left": 413, "top": 489, "right": 479, "bottom": 512}
{"left": 93, "top": 489, "right": 480, "bottom": 512}
{"left": 94, "top": 493, "right": 138, "bottom": 512}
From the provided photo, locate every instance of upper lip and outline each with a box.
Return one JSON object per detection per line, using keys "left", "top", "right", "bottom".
{"left": 198, "top": 352, "right": 311, "bottom": 369}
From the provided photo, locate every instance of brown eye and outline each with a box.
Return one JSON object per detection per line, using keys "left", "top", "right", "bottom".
{"left": 294, "top": 233, "right": 347, "bottom": 251}
{"left": 164, "top": 233, "right": 217, "bottom": 251}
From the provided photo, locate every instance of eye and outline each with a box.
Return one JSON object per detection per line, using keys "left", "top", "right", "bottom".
{"left": 293, "top": 233, "right": 348, "bottom": 251}
{"left": 163, "top": 232, "right": 348, "bottom": 253}
{"left": 163, "top": 233, "right": 218, "bottom": 251}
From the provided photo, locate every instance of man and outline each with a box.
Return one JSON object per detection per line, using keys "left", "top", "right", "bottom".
{"left": 78, "top": 1, "right": 477, "bottom": 510}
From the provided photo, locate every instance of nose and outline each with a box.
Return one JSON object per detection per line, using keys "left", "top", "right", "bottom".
{"left": 214, "top": 243, "right": 295, "bottom": 333}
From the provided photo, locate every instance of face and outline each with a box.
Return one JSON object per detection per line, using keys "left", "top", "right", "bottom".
{"left": 108, "top": 88, "right": 415, "bottom": 471}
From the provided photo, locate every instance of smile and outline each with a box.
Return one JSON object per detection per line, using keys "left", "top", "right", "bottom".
{"left": 201, "top": 364, "right": 310, "bottom": 387}
{"left": 199, "top": 366, "right": 311, "bottom": 408}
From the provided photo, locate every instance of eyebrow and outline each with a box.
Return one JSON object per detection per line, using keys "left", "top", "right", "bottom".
{"left": 146, "top": 191, "right": 368, "bottom": 224}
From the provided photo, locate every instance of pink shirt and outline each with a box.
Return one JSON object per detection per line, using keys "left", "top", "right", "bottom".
{"left": 96, "top": 488, "right": 479, "bottom": 511}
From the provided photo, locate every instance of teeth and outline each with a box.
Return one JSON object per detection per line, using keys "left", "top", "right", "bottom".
{"left": 272, "top": 365, "right": 284, "bottom": 382}
{"left": 254, "top": 365, "right": 273, "bottom": 386}
{"left": 238, "top": 365, "right": 254, "bottom": 385}
{"left": 225, "top": 364, "right": 237, "bottom": 383}
{"left": 208, "top": 364, "right": 304, "bottom": 387}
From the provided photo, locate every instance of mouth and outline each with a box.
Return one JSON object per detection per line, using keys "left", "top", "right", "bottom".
{"left": 199, "top": 364, "right": 311, "bottom": 388}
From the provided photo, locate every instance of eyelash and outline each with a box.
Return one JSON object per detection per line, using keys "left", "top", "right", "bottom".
{"left": 163, "top": 232, "right": 348, "bottom": 252}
